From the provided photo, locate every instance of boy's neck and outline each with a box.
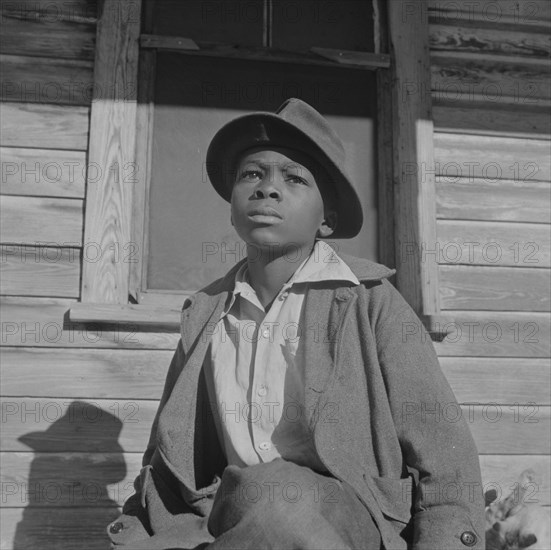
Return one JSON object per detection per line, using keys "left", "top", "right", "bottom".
{"left": 245, "top": 241, "right": 316, "bottom": 310}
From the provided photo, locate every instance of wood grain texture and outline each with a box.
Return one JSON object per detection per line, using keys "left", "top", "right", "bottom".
{"left": 439, "top": 265, "right": 550, "bottom": 311}
{"left": 81, "top": 0, "right": 141, "bottom": 303}
{"left": 440, "top": 357, "right": 551, "bottom": 404}
{"left": 431, "top": 51, "right": 551, "bottom": 107}
{"left": 1, "top": 507, "right": 120, "bottom": 550}
{"left": 0, "top": 10, "right": 96, "bottom": 60}
{"left": 436, "top": 220, "right": 550, "bottom": 268}
{"left": 430, "top": 23, "right": 550, "bottom": 57}
{"left": 436, "top": 178, "right": 551, "bottom": 222}
{"left": 0, "top": 54, "right": 94, "bottom": 106}
{"left": 0, "top": 147, "right": 86, "bottom": 198}
{"left": 0, "top": 196, "right": 83, "bottom": 245}
{"left": 387, "top": 0, "right": 440, "bottom": 315}
{"left": 434, "top": 133, "right": 551, "bottom": 182}
{"left": 0, "top": 297, "right": 180, "bottom": 349}
{"left": 2, "top": 397, "right": 548, "bottom": 454}
{"left": 432, "top": 311, "right": 550, "bottom": 357}
{"left": 0, "top": 245, "right": 81, "bottom": 297}
{"left": 0, "top": 347, "right": 171, "bottom": 399}
{"left": 432, "top": 100, "right": 551, "bottom": 138}
{"left": 428, "top": 0, "right": 551, "bottom": 29}
{"left": 0, "top": 103, "right": 90, "bottom": 150}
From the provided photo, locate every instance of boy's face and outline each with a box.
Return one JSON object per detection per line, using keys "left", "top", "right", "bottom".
{"left": 230, "top": 147, "right": 336, "bottom": 251}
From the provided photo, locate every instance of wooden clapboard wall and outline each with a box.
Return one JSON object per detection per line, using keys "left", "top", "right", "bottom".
{"left": 428, "top": 0, "right": 551, "bottom": 513}
{"left": 1, "top": 1, "right": 550, "bottom": 548}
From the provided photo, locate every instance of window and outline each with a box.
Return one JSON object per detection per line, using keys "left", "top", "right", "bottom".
{"left": 130, "top": 0, "right": 387, "bottom": 306}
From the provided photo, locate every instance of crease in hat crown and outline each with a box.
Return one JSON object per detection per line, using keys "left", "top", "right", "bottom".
{"left": 206, "top": 97, "right": 364, "bottom": 239}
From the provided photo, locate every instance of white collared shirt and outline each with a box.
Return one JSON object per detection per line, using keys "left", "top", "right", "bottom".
{"left": 203, "top": 240, "right": 360, "bottom": 470}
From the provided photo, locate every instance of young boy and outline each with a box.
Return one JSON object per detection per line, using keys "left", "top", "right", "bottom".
{"left": 107, "top": 99, "right": 485, "bottom": 549}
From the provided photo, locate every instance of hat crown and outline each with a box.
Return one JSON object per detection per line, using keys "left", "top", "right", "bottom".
{"left": 275, "top": 98, "right": 345, "bottom": 163}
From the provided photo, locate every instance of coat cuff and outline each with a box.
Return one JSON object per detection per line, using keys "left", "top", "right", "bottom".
{"left": 412, "top": 508, "right": 483, "bottom": 550}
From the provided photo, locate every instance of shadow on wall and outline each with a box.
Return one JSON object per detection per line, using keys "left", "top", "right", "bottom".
{"left": 13, "top": 401, "right": 126, "bottom": 550}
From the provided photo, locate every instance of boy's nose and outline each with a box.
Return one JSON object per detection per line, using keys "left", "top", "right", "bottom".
{"left": 254, "top": 178, "right": 282, "bottom": 201}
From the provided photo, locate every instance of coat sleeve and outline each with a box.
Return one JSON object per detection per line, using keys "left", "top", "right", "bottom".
{"left": 373, "top": 279, "right": 485, "bottom": 550}
{"left": 106, "top": 339, "right": 187, "bottom": 546}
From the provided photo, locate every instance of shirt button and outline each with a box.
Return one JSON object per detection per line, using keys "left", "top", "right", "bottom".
{"left": 258, "top": 441, "right": 271, "bottom": 451}
{"left": 262, "top": 329, "right": 270, "bottom": 338}
{"left": 109, "top": 522, "right": 124, "bottom": 534}
{"left": 258, "top": 386, "right": 268, "bottom": 397}
{"left": 460, "top": 531, "right": 477, "bottom": 547}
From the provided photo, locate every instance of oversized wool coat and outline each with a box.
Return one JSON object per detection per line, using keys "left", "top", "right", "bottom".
{"left": 107, "top": 254, "right": 485, "bottom": 550}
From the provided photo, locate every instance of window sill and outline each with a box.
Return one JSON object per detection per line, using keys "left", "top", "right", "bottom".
{"left": 69, "top": 303, "right": 181, "bottom": 331}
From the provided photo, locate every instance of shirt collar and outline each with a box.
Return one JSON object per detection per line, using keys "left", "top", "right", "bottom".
{"left": 222, "top": 240, "right": 360, "bottom": 316}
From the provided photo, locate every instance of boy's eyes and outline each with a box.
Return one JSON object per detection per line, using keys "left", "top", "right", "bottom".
{"left": 237, "top": 170, "right": 308, "bottom": 185}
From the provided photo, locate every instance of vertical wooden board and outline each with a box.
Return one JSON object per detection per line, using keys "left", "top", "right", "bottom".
{"left": 434, "top": 133, "right": 551, "bottom": 182}
{"left": 0, "top": 297, "right": 180, "bottom": 349}
{"left": 432, "top": 311, "right": 551, "bottom": 357}
{"left": 0, "top": 246, "right": 81, "bottom": 297}
{"left": 429, "top": 24, "right": 551, "bottom": 57}
{"left": 0, "top": 14, "right": 96, "bottom": 60}
{"left": 439, "top": 265, "right": 551, "bottom": 311}
{"left": 81, "top": 0, "right": 141, "bottom": 303}
{"left": 0, "top": 507, "right": 120, "bottom": 550}
{"left": 436, "top": 220, "right": 551, "bottom": 268}
{"left": 0, "top": 196, "right": 84, "bottom": 245}
{"left": 435, "top": 179, "right": 551, "bottom": 222}
{"left": 0, "top": 451, "right": 142, "bottom": 508}
{"left": 0, "top": 103, "right": 90, "bottom": 150}
{"left": 0, "top": 347, "right": 172, "bottom": 399}
{"left": 387, "top": 0, "right": 439, "bottom": 315}
{"left": 0, "top": 147, "right": 86, "bottom": 198}
{"left": 439, "top": 357, "right": 551, "bottom": 404}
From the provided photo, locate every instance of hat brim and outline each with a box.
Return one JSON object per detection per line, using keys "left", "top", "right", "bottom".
{"left": 206, "top": 113, "right": 363, "bottom": 239}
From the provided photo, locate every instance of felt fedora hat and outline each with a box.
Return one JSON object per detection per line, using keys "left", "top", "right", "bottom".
{"left": 206, "top": 98, "right": 363, "bottom": 239}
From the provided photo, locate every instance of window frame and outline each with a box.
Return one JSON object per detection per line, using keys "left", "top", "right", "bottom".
{"left": 75, "top": 0, "right": 443, "bottom": 335}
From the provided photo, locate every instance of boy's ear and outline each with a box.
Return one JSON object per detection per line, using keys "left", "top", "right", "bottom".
{"left": 318, "top": 211, "right": 337, "bottom": 238}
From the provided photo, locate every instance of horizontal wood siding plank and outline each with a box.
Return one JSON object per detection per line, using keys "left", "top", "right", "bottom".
{"left": 440, "top": 357, "right": 551, "bottom": 404}
{"left": 433, "top": 311, "right": 550, "bottom": 357}
{"left": 430, "top": 24, "right": 550, "bottom": 57}
{"left": 439, "top": 265, "right": 551, "bottom": 311}
{"left": 2, "top": 398, "right": 548, "bottom": 454}
{"left": 0, "top": 451, "right": 141, "bottom": 508}
{"left": 0, "top": 297, "right": 180, "bottom": 349}
{"left": 428, "top": 0, "right": 551, "bottom": 28}
{"left": 436, "top": 179, "right": 551, "bottom": 222}
{"left": 0, "top": 246, "right": 81, "bottom": 297}
{"left": 0, "top": 348, "right": 172, "bottom": 398}
{"left": 1, "top": 452, "right": 549, "bottom": 508}
{"left": 437, "top": 220, "right": 550, "bottom": 267}
{"left": 0, "top": 507, "right": 119, "bottom": 550}
{"left": 0, "top": 147, "right": 86, "bottom": 198}
{"left": 479, "top": 455, "right": 551, "bottom": 506}
{"left": 0, "top": 103, "right": 90, "bottom": 150}
{"left": 432, "top": 101, "right": 551, "bottom": 138}
{"left": 0, "top": 54, "right": 94, "bottom": 106}
{"left": 434, "top": 133, "right": 551, "bottom": 182}
{"left": 431, "top": 53, "right": 550, "bottom": 106}
{"left": 0, "top": 196, "right": 83, "bottom": 245}
{"left": 0, "top": 13, "right": 96, "bottom": 60}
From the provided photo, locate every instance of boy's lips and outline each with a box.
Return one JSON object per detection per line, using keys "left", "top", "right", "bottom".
{"left": 247, "top": 206, "right": 283, "bottom": 221}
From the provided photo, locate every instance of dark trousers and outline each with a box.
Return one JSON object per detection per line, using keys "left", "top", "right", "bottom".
{"left": 205, "top": 458, "right": 382, "bottom": 550}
